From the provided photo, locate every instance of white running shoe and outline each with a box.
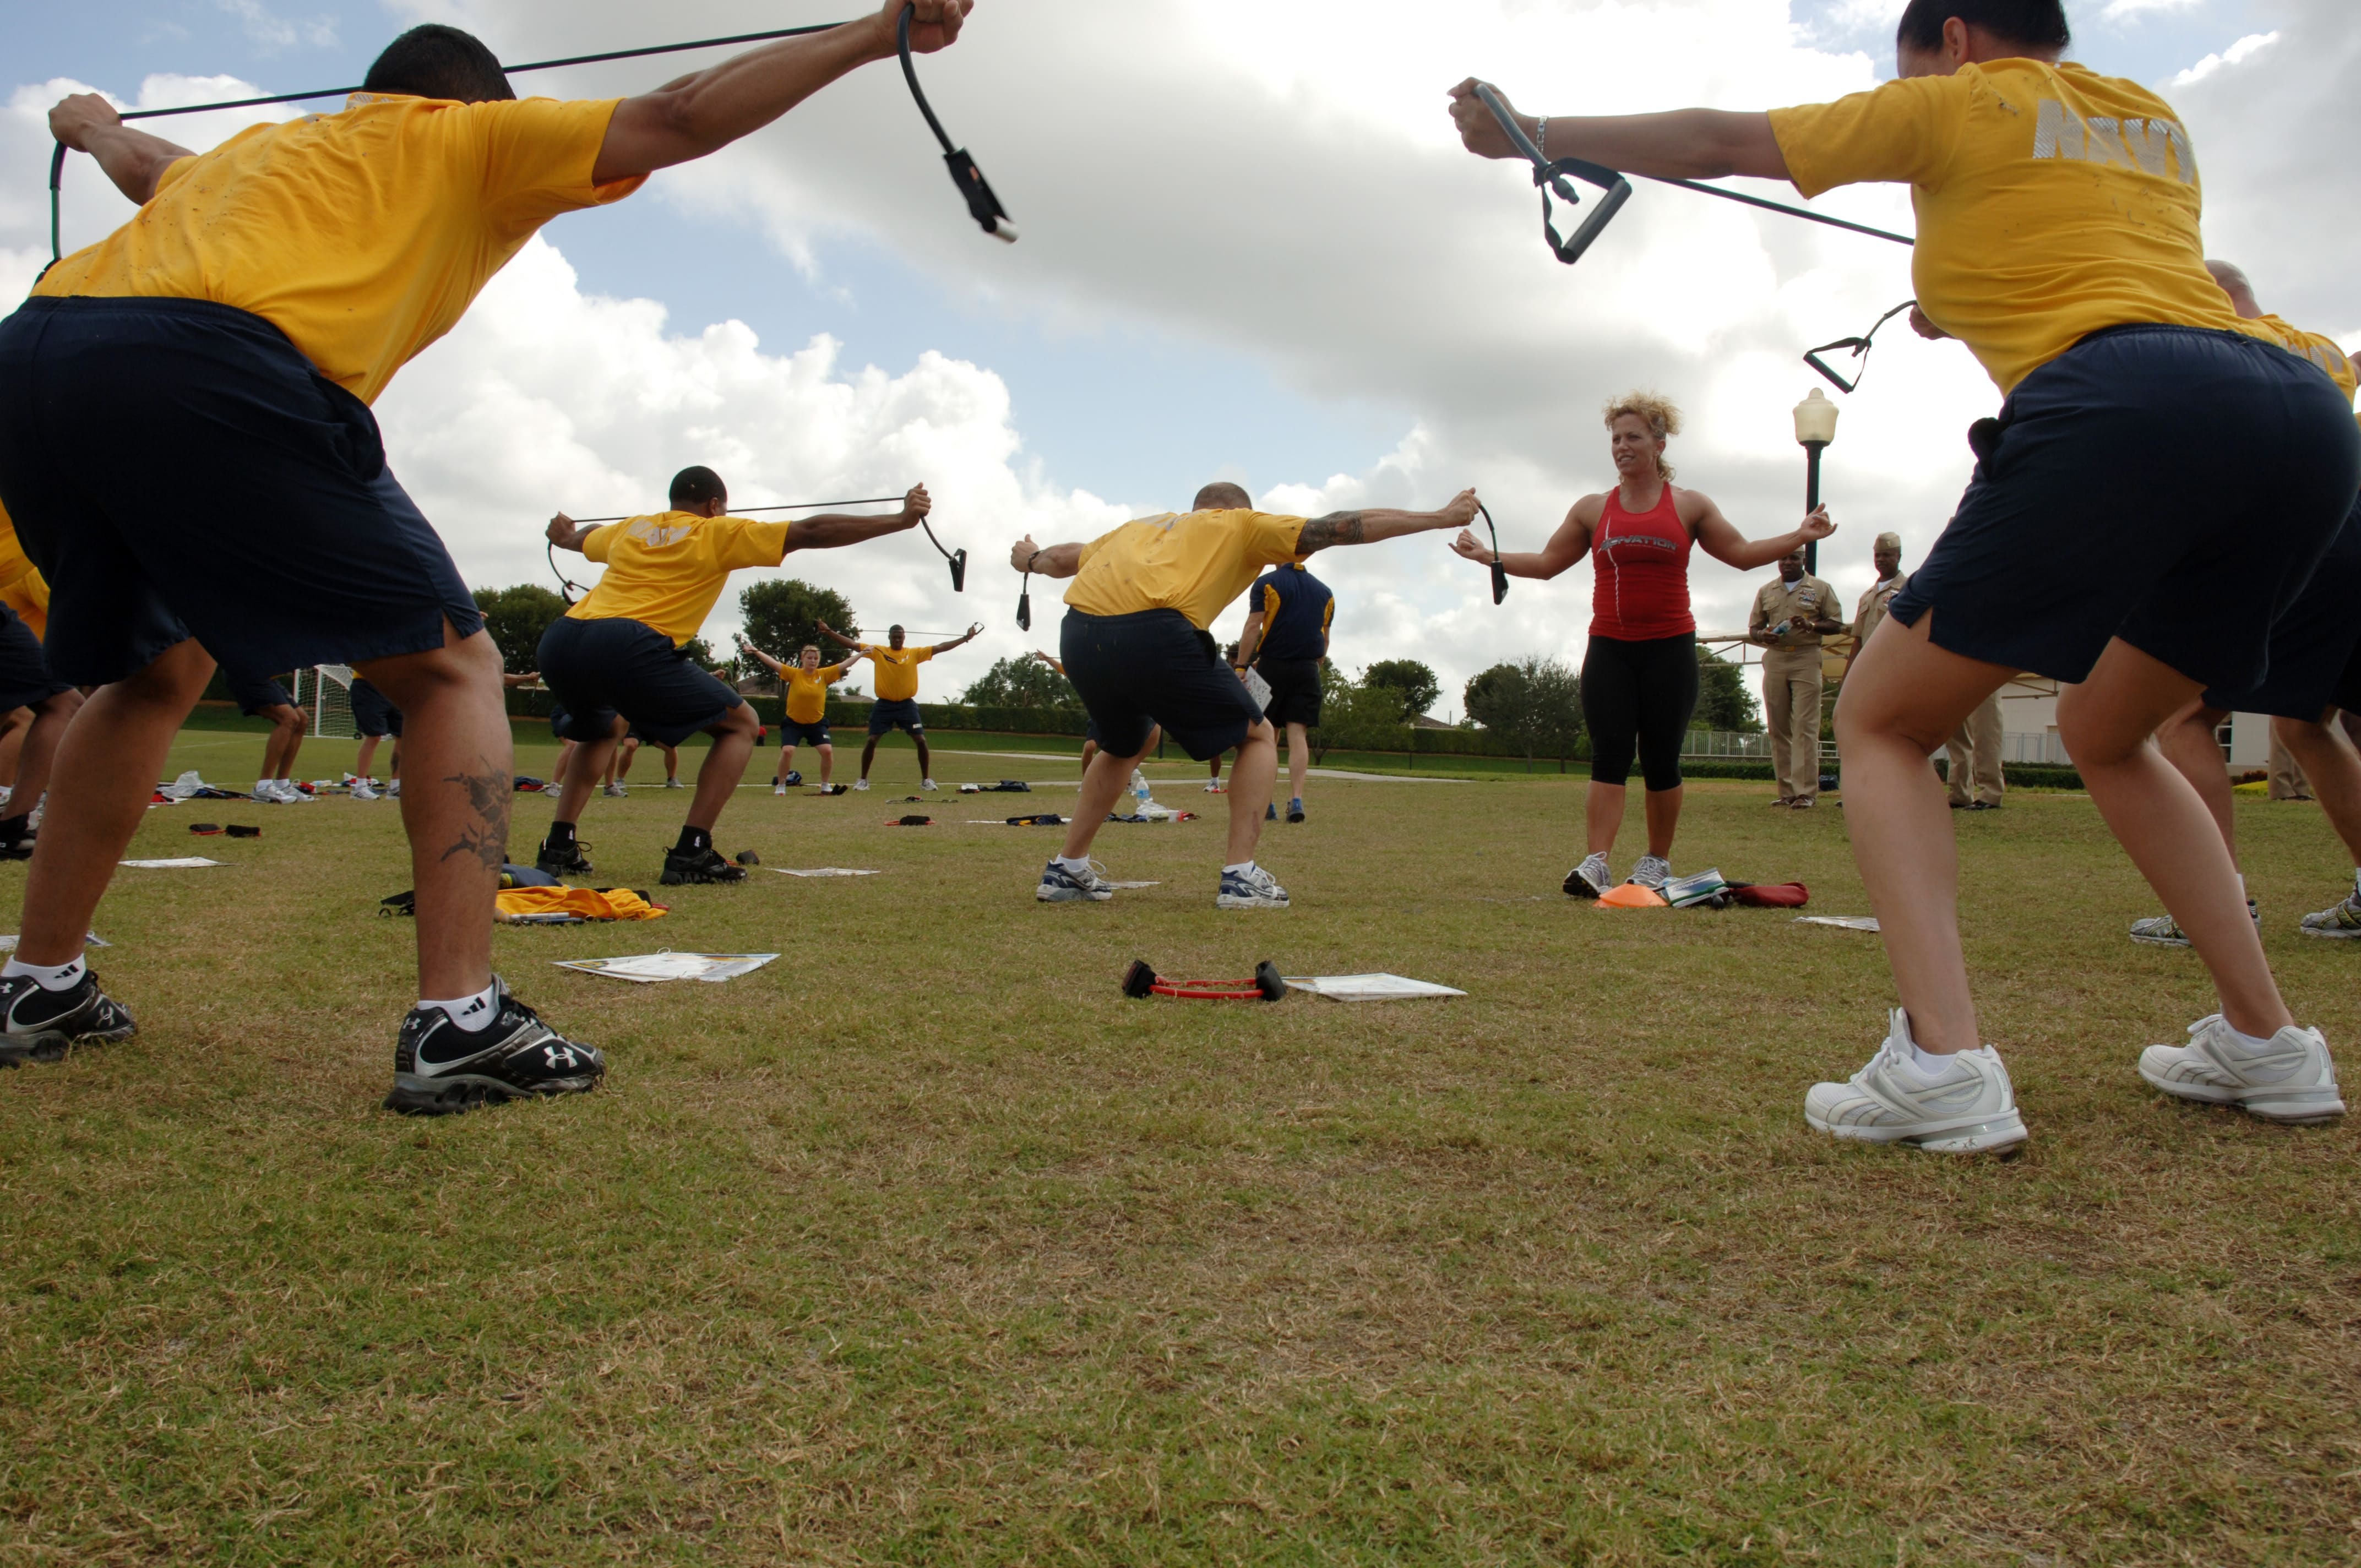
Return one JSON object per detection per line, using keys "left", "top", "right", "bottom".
{"left": 253, "top": 780, "right": 284, "bottom": 802}
{"left": 1563, "top": 853, "right": 1611, "bottom": 899}
{"left": 1627, "top": 854, "right": 1671, "bottom": 891}
{"left": 1204, "top": 781, "right": 1225, "bottom": 794}
{"left": 1036, "top": 858, "right": 1116, "bottom": 903}
{"left": 773, "top": 785, "right": 787, "bottom": 797}
{"left": 664, "top": 777, "right": 684, "bottom": 790}
{"left": 2298, "top": 884, "right": 2361, "bottom": 939}
{"left": 387, "top": 780, "right": 401, "bottom": 799}
{"left": 602, "top": 782, "right": 627, "bottom": 798}
{"left": 2139, "top": 1014, "right": 2345, "bottom": 1123}
{"left": 352, "top": 782, "right": 380, "bottom": 801}
{"left": 1804, "top": 1010, "right": 2029, "bottom": 1154}
{"left": 2130, "top": 900, "right": 2259, "bottom": 948}
{"left": 852, "top": 778, "right": 870, "bottom": 792}
{"left": 922, "top": 777, "right": 938, "bottom": 792}
{"left": 1216, "top": 863, "right": 1290, "bottom": 909}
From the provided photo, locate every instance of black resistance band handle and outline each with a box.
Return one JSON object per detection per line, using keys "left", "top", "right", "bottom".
{"left": 1804, "top": 298, "right": 1917, "bottom": 394}
{"left": 899, "top": 4, "right": 1016, "bottom": 242}
{"left": 1476, "top": 500, "right": 1508, "bottom": 605}
{"left": 1473, "top": 84, "right": 1631, "bottom": 268}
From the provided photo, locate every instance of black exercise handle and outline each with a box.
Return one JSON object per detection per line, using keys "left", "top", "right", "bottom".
{"left": 1476, "top": 500, "right": 1508, "bottom": 606}
{"left": 897, "top": 3, "right": 1016, "bottom": 242}
{"left": 918, "top": 517, "right": 967, "bottom": 592}
{"left": 1804, "top": 298, "right": 1917, "bottom": 394}
{"left": 1473, "top": 84, "right": 1631, "bottom": 268}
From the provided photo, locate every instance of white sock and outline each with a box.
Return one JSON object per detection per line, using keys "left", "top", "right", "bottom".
{"left": 1056, "top": 854, "right": 1091, "bottom": 873}
{"left": 1906, "top": 1038, "right": 1970, "bottom": 1078}
{"left": 2222, "top": 1021, "right": 2278, "bottom": 1052}
{"left": 1223, "top": 860, "right": 1255, "bottom": 876}
{"left": 420, "top": 982, "right": 499, "bottom": 1032}
{"left": 3, "top": 954, "right": 85, "bottom": 992}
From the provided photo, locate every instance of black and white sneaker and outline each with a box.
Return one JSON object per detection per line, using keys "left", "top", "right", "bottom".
{"left": 661, "top": 845, "right": 747, "bottom": 885}
{"left": 0, "top": 970, "right": 138, "bottom": 1065}
{"left": 1564, "top": 852, "right": 1611, "bottom": 899}
{"left": 536, "top": 837, "right": 594, "bottom": 878}
{"left": 384, "top": 978, "right": 603, "bottom": 1115}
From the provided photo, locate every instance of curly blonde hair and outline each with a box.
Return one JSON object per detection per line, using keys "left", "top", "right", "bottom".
{"left": 1603, "top": 391, "right": 1682, "bottom": 482}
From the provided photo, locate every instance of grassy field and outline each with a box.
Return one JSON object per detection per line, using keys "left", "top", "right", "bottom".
{"left": 3, "top": 722, "right": 2358, "bottom": 1565}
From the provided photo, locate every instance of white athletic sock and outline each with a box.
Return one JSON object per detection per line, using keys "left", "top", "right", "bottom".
{"left": 1056, "top": 854, "right": 1091, "bottom": 873}
{"left": 1223, "top": 861, "right": 1255, "bottom": 876}
{"left": 1906, "top": 1038, "right": 1970, "bottom": 1079}
{"left": 4, "top": 954, "right": 86, "bottom": 992}
{"left": 420, "top": 982, "right": 500, "bottom": 1032}
{"left": 2221, "top": 1021, "right": 2279, "bottom": 1054}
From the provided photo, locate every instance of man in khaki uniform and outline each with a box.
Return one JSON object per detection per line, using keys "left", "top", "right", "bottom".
{"left": 1752, "top": 546, "right": 1842, "bottom": 807}
{"left": 1852, "top": 529, "right": 1908, "bottom": 647}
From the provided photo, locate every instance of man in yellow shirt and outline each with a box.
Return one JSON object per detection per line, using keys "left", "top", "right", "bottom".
{"left": 0, "top": 3, "right": 972, "bottom": 1106}
{"left": 815, "top": 619, "right": 982, "bottom": 792}
{"left": 735, "top": 638, "right": 868, "bottom": 793}
{"left": 538, "top": 469, "right": 930, "bottom": 884}
{"left": 1011, "top": 481, "right": 1478, "bottom": 908}
{"left": 0, "top": 505, "right": 81, "bottom": 862}
{"left": 1450, "top": 0, "right": 2356, "bottom": 1150}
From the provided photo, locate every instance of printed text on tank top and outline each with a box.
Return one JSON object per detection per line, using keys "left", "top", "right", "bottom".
{"left": 1591, "top": 483, "right": 1696, "bottom": 641}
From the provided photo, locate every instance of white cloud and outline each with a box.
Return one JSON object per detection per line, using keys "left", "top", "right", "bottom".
{"left": 2104, "top": 0, "right": 2202, "bottom": 18}
{"left": 2171, "top": 30, "right": 2280, "bottom": 87}
{"left": 216, "top": 0, "right": 339, "bottom": 53}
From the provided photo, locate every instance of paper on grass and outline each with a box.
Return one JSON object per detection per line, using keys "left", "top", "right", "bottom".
{"left": 120, "top": 857, "right": 225, "bottom": 869}
{"left": 0, "top": 933, "right": 108, "bottom": 951}
{"left": 771, "top": 867, "right": 882, "bottom": 878}
{"left": 1103, "top": 880, "right": 1161, "bottom": 890}
{"left": 1283, "top": 973, "right": 1465, "bottom": 1002}
{"left": 1795, "top": 916, "right": 1881, "bottom": 932}
{"left": 554, "top": 951, "right": 779, "bottom": 984}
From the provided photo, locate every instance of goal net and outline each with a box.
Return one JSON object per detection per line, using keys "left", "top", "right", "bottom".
{"left": 292, "top": 664, "right": 357, "bottom": 741}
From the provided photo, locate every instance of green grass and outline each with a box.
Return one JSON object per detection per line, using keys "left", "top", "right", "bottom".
{"left": 3, "top": 725, "right": 2358, "bottom": 1565}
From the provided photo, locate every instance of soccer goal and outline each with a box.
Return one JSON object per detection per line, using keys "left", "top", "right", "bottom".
{"left": 291, "top": 664, "right": 358, "bottom": 740}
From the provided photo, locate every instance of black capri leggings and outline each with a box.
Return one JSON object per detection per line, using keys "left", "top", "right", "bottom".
{"left": 1581, "top": 633, "right": 1698, "bottom": 792}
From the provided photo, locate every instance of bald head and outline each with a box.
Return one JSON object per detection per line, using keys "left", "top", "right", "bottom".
{"left": 1192, "top": 482, "right": 1253, "bottom": 511}
{"left": 2206, "top": 259, "right": 2261, "bottom": 320}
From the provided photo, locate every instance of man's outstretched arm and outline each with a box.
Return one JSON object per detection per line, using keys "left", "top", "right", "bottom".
{"left": 812, "top": 620, "right": 864, "bottom": 651}
{"left": 1009, "top": 538, "right": 1086, "bottom": 579}
{"left": 547, "top": 513, "right": 605, "bottom": 554}
{"left": 784, "top": 485, "right": 931, "bottom": 553}
{"left": 48, "top": 95, "right": 194, "bottom": 205}
{"left": 1297, "top": 489, "right": 1481, "bottom": 554}
{"left": 928, "top": 623, "right": 984, "bottom": 655}
{"left": 1445, "top": 81, "right": 1789, "bottom": 183}
{"left": 595, "top": 0, "right": 970, "bottom": 183}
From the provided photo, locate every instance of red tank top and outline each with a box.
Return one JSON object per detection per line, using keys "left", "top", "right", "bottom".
{"left": 1590, "top": 484, "right": 1695, "bottom": 640}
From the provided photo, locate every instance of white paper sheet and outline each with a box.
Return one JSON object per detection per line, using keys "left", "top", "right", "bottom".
{"left": 1282, "top": 972, "right": 1465, "bottom": 1002}
{"left": 120, "top": 857, "right": 224, "bottom": 869}
{"left": 771, "top": 867, "right": 882, "bottom": 878}
{"left": 554, "top": 951, "right": 779, "bottom": 984}
{"left": 0, "top": 933, "right": 109, "bottom": 951}
{"left": 1794, "top": 916, "right": 1880, "bottom": 932}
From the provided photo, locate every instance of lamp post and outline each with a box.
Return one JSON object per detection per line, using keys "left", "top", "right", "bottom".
{"left": 1792, "top": 387, "right": 1840, "bottom": 576}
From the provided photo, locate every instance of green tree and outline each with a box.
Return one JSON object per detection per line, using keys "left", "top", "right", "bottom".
{"left": 1465, "top": 656, "right": 1584, "bottom": 767}
{"left": 1316, "top": 679, "right": 1415, "bottom": 756}
{"left": 961, "top": 656, "right": 1078, "bottom": 710}
{"left": 472, "top": 584, "right": 569, "bottom": 673}
{"left": 1361, "top": 658, "right": 1440, "bottom": 722}
{"left": 1694, "top": 645, "right": 1762, "bottom": 732}
{"left": 739, "top": 580, "right": 859, "bottom": 665}
{"left": 680, "top": 635, "right": 721, "bottom": 674}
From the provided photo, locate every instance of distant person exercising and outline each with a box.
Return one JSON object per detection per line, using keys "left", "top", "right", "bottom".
{"left": 738, "top": 637, "right": 863, "bottom": 792}
{"left": 816, "top": 619, "right": 981, "bottom": 792}
{"left": 1453, "top": 393, "right": 1832, "bottom": 893}
{"left": 226, "top": 669, "right": 311, "bottom": 803}
{"left": 1017, "top": 480, "right": 1480, "bottom": 908}
{"left": 1234, "top": 562, "right": 1332, "bottom": 824}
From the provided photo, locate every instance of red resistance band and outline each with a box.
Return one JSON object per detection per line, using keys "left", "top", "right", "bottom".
{"left": 1121, "top": 960, "right": 1287, "bottom": 1003}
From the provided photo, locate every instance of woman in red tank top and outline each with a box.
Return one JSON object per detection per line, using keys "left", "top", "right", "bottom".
{"left": 1453, "top": 391, "right": 1834, "bottom": 896}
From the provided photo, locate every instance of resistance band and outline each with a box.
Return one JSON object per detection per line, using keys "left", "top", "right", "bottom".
{"left": 1015, "top": 551, "right": 1037, "bottom": 632}
{"left": 49, "top": 6, "right": 1014, "bottom": 259}
{"left": 1121, "top": 959, "right": 1287, "bottom": 1003}
{"left": 1804, "top": 298, "right": 1917, "bottom": 394}
{"left": 1475, "top": 500, "right": 1508, "bottom": 606}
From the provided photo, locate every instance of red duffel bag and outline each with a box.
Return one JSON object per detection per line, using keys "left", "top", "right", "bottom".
{"left": 1727, "top": 881, "right": 1809, "bottom": 908}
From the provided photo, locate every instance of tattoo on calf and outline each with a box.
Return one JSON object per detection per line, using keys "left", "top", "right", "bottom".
{"left": 1297, "top": 511, "right": 1366, "bottom": 552}
{"left": 439, "top": 758, "right": 512, "bottom": 875}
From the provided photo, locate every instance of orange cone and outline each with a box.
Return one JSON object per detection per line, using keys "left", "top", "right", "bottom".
{"left": 1597, "top": 882, "right": 1669, "bottom": 910}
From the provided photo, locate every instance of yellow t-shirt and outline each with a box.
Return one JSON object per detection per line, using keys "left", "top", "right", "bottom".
{"left": 863, "top": 645, "right": 933, "bottom": 703}
{"left": 36, "top": 94, "right": 644, "bottom": 404}
{"left": 1770, "top": 62, "right": 2356, "bottom": 398}
{"left": 568, "top": 513, "right": 793, "bottom": 645}
{"left": 784, "top": 663, "right": 846, "bottom": 724}
{"left": 0, "top": 502, "right": 49, "bottom": 640}
{"left": 1063, "top": 509, "right": 1308, "bottom": 630}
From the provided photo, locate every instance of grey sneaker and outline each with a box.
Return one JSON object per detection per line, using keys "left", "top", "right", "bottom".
{"left": 2130, "top": 899, "right": 2259, "bottom": 948}
{"left": 1037, "top": 858, "right": 1115, "bottom": 902}
{"left": 0, "top": 969, "right": 138, "bottom": 1066}
{"left": 663, "top": 777, "right": 685, "bottom": 790}
{"left": 2299, "top": 886, "right": 2361, "bottom": 940}
{"left": 1563, "top": 852, "right": 1611, "bottom": 899}
{"left": 1628, "top": 854, "right": 1672, "bottom": 891}
{"left": 1216, "top": 863, "right": 1291, "bottom": 909}
{"left": 2139, "top": 1014, "right": 2343, "bottom": 1123}
{"left": 1805, "top": 1009, "right": 2028, "bottom": 1155}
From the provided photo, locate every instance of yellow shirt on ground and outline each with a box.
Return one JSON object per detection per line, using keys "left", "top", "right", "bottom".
{"left": 1063, "top": 509, "right": 1308, "bottom": 630}
{"left": 0, "top": 502, "right": 49, "bottom": 640}
{"left": 862, "top": 645, "right": 933, "bottom": 703}
{"left": 784, "top": 664, "right": 846, "bottom": 724}
{"left": 1770, "top": 62, "right": 2355, "bottom": 397}
{"left": 568, "top": 513, "right": 793, "bottom": 646}
{"left": 36, "top": 94, "right": 644, "bottom": 404}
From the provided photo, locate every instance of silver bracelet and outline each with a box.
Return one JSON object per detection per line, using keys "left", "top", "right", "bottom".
{"left": 1533, "top": 116, "right": 1548, "bottom": 158}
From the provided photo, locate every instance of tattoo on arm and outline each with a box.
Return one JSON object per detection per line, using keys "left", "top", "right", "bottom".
{"left": 438, "top": 758, "right": 512, "bottom": 876}
{"left": 1297, "top": 511, "right": 1366, "bottom": 552}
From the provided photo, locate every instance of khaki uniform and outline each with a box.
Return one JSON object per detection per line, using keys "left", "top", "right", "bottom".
{"left": 1853, "top": 571, "right": 1907, "bottom": 651}
{"left": 1754, "top": 573, "right": 1839, "bottom": 803}
{"left": 2268, "top": 731, "right": 2313, "bottom": 801}
{"left": 1945, "top": 691, "right": 2006, "bottom": 807}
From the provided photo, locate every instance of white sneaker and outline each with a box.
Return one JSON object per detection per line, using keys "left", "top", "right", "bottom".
{"left": 773, "top": 785, "right": 787, "bottom": 796}
{"left": 387, "top": 780, "right": 401, "bottom": 799}
{"left": 922, "top": 777, "right": 938, "bottom": 792}
{"left": 1628, "top": 854, "right": 1671, "bottom": 891}
{"left": 602, "top": 782, "right": 627, "bottom": 798}
{"left": 1563, "top": 853, "right": 1611, "bottom": 899}
{"left": 852, "top": 778, "right": 870, "bottom": 792}
{"left": 1204, "top": 781, "right": 1225, "bottom": 794}
{"left": 253, "top": 780, "right": 284, "bottom": 802}
{"left": 352, "top": 783, "right": 380, "bottom": 801}
{"left": 2139, "top": 1014, "right": 2344, "bottom": 1123}
{"left": 1216, "top": 863, "right": 1290, "bottom": 909}
{"left": 1804, "top": 1010, "right": 2029, "bottom": 1154}
{"left": 664, "top": 777, "right": 685, "bottom": 790}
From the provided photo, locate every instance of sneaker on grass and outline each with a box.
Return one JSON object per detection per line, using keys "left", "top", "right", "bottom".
{"left": 352, "top": 782, "right": 380, "bottom": 801}
{"left": 773, "top": 785, "right": 787, "bottom": 796}
{"left": 852, "top": 778, "right": 870, "bottom": 792}
{"left": 387, "top": 779, "right": 401, "bottom": 799}
{"left": 663, "top": 777, "right": 685, "bottom": 790}
{"left": 1216, "top": 863, "right": 1290, "bottom": 909}
{"left": 922, "top": 777, "right": 938, "bottom": 792}
{"left": 2299, "top": 884, "right": 2361, "bottom": 940}
{"left": 2130, "top": 900, "right": 2259, "bottom": 948}
{"left": 602, "top": 781, "right": 627, "bottom": 798}
{"left": 1628, "top": 854, "right": 1671, "bottom": 891}
{"left": 1265, "top": 802, "right": 1277, "bottom": 821}
{"left": 2139, "top": 1014, "right": 2344, "bottom": 1123}
{"left": 1286, "top": 798, "right": 1305, "bottom": 824}
{"left": 1037, "top": 858, "right": 1115, "bottom": 902}
{"left": 661, "top": 846, "right": 747, "bottom": 885}
{"left": 0, "top": 969, "right": 137, "bottom": 1066}
{"left": 1804, "top": 1009, "right": 2028, "bottom": 1155}
{"left": 536, "top": 838, "right": 594, "bottom": 878}
{"left": 384, "top": 978, "right": 602, "bottom": 1115}
{"left": 1564, "top": 852, "right": 1611, "bottom": 899}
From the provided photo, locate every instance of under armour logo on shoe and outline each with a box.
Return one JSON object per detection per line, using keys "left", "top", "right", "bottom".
{"left": 544, "top": 1044, "right": 579, "bottom": 1070}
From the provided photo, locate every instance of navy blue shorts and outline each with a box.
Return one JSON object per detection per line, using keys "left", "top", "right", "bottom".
{"left": 2202, "top": 495, "right": 2361, "bottom": 720}
{"left": 1256, "top": 657, "right": 1323, "bottom": 727}
{"left": 867, "top": 698, "right": 924, "bottom": 737}
{"left": 1891, "top": 325, "right": 2361, "bottom": 693}
{"left": 350, "top": 677, "right": 402, "bottom": 738}
{"left": 1062, "top": 608, "right": 1263, "bottom": 761}
{"left": 781, "top": 717, "right": 831, "bottom": 747}
{"left": 225, "top": 669, "right": 294, "bottom": 717}
{"left": 537, "top": 615, "right": 741, "bottom": 748}
{"left": 0, "top": 605, "right": 66, "bottom": 711}
{"left": 0, "top": 297, "right": 484, "bottom": 688}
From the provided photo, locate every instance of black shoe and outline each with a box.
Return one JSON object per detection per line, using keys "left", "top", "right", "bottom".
{"left": 536, "top": 837, "right": 594, "bottom": 877}
{"left": 1286, "top": 801, "right": 1307, "bottom": 824}
{"left": 384, "top": 978, "right": 602, "bottom": 1115}
{"left": 1266, "top": 803, "right": 1278, "bottom": 821}
{"left": 0, "top": 970, "right": 138, "bottom": 1065}
{"left": 661, "top": 845, "right": 748, "bottom": 885}
{"left": 1965, "top": 800, "right": 2001, "bottom": 812}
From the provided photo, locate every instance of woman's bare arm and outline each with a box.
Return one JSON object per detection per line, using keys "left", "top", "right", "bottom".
{"left": 1693, "top": 496, "right": 1836, "bottom": 571}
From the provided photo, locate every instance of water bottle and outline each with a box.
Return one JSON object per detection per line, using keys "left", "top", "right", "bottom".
{"left": 1131, "top": 769, "right": 1151, "bottom": 808}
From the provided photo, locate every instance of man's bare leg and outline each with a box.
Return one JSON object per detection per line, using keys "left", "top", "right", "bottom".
{"left": 553, "top": 729, "right": 615, "bottom": 830}
{"left": 859, "top": 734, "right": 880, "bottom": 782}
{"left": 686, "top": 706, "right": 758, "bottom": 832}
{"left": 353, "top": 623, "right": 513, "bottom": 1000}
{"left": 2155, "top": 700, "right": 2237, "bottom": 858}
{"left": 1225, "top": 722, "right": 1279, "bottom": 864}
{"left": 1285, "top": 721, "right": 1310, "bottom": 805}
{"left": 1585, "top": 781, "right": 1625, "bottom": 859}
{"left": 355, "top": 733, "right": 383, "bottom": 782}
{"left": 16, "top": 639, "right": 216, "bottom": 965}
{"left": 2060, "top": 638, "right": 2293, "bottom": 1040}
{"left": 914, "top": 731, "right": 933, "bottom": 782}
{"left": 1059, "top": 744, "right": 1151, "bottom": 862}
{"left": 2276, "top": 715, "right": 2361, "bottom": 868}
{"left": 0, "top": 689, "right": 88, "bottom": 830}
{"left": 0, "top": 706, "right": 32, "bottom": 789}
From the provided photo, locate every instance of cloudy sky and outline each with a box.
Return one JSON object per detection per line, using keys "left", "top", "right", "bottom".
{"left": 5, "top": 0, "right": 2352, "bottom": 715}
